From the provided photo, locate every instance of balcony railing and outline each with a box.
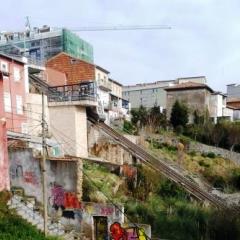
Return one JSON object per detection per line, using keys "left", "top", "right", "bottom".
{"left": 48, "top": 81, "right": 96, "bottom": 102}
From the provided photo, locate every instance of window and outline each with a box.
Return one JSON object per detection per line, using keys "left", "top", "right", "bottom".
{"left": 1, "top": 61, "right": 8, "bottom": 73}
{"left": 14, "top": 67, "right": 21, "bottom": 82}
{"left": 4, "top": 92, "right": 11, "bottom": 112}
{"left": 16, "top": 95, "right": 23, "bottom": 114}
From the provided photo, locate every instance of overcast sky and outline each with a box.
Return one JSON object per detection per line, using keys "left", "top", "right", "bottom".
{"left": 1, "top": 0, "right": 240, "bottom": 92}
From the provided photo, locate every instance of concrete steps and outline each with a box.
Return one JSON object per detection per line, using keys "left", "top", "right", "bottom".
{"left": 7, "top": 194, "right": 79, "bottom": 239}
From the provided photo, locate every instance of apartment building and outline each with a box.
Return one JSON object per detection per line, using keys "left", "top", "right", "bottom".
{"left": 123, "top": 76, "right": 207, "bottom": 110}
{"left": 0, "top": 69, "right": 9, "bottom": 191}
{"left": 165, "top": 82, "right": 234, "bottom": 123}
{"left": 227, "top": 83, "right": 240, "bottom": 98}
{"left": 0, "top": 26, "right": 93, "bottom": 65}
{"left": 123, "top": 80, "right": 174, "bottom": 110}
{"left": 0, "top": 53, "right": 28, "bottom": 133}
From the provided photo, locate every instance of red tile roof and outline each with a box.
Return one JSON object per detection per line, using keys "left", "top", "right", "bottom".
{"left": 227, "top": 97, "right": 240, "bottom": 103}
{"left": 165, "top": 81, "right": 214, "bottom": 92}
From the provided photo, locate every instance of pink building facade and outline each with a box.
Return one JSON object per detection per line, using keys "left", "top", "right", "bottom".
{"left": 0, "top": 71, "right": 9, "bottom": 191}
{"left": 0, "top": 53, "right": 28, "bottom": 191}
{"left": 0, "top": 54, "right": 27, "bottom": 133}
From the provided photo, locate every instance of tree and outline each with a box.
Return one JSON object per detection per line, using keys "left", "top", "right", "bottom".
{"left": 170, "top": 100, "right": 188, "bottom": 129}
{"left": 146, "top": 105, "right": 167, "bottom": 132}
{"left": 227, "top": 123, "right": 240, "bottom": 151}
{"left": 130, "top": 105, "right": 147, "bottom": 129}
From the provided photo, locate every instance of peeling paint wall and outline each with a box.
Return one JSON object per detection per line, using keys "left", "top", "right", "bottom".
{"left": 8, "top": 148, "right": 123, "bottom": 236}
{"left": 9, "top": 148, "right": 77, "bottom": 202}
{"left": 82, "top": 202, "right": 124, "bottom": 239}
{"left": 88, "top": 124, "right": 135, "bottom": 165}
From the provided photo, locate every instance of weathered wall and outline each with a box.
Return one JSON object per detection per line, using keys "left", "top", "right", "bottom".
{"left": 49, "top": 105, "right": 88, "bottom": 158}
{"left": 8, "top": 148, "right": 123, "bottom": 236}
{"left": 166, "top": 88, "right": 211, "bottom": 121}
{"left": 81, "top": 202, "right": 124, "bottom": 239}
{"left": 9, "top": 148, "right": 77, "bottom": 202}
{"left": 88, "top": 123, "right": 134, "bottom": 165}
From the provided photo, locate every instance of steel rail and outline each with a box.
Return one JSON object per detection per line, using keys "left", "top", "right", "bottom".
{"left": 88, "top": 116, "right": 231, "bottom": 210}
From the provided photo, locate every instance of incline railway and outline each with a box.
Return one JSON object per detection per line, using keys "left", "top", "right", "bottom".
{"left": 88, "top": 115, "right": 234, "bottom": 210}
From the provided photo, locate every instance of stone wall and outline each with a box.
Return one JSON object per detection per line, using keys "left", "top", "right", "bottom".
{"left": 151, "top": 134, "right": 240, "bottom": 165}
{"left": 88, "top": 123, "right": 135, "bottom": 165}
{"left": 189, "top": 142, "right": 240, "bottom": 165}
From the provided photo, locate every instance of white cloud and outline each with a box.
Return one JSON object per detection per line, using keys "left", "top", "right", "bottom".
{"left": 1, "top": 0, "right": 240, "bottom": 92}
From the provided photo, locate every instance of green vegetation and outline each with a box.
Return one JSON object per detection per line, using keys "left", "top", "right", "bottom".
{"left": 130, "top": 104, "right": 240, "bottom": 153}
{"left": 0, "top": 191, "right": 58, "bottom": 240}
{"left": 83, "top": 161, "right": 240, "bottom": 239}
{"left": 148, "top": 137, "right": 240, "bottom": 193}
{"left": 185, "top": 119, "right": 240, "bottom": 153}
{"left": 170, "top": 100, "right": 189, "bottom": 130}
{"left": 130, "top": 105, "right": 167, "bottom": 133}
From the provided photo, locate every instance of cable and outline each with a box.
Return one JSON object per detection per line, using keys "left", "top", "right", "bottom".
{"left": 49, "top": 124, "right": 89, "bottom": 154}
{"left": 49, "top": 128, "right": 152, "bottom": 239}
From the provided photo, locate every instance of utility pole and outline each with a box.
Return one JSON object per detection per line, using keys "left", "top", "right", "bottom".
{"left": 41, "top": 92, "right": 48, "bottom": 236}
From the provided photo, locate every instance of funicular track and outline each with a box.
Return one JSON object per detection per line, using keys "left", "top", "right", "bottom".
{"left": 88, "top": 116, "right": 235, "bottom": 211}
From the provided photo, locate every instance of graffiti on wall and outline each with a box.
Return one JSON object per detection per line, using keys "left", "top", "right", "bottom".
{"left": 83, "top": 202, "right": 117, "bottom": 217}
{"left": 10, "top": 164, "right": 39, "bottom": 186}
{"left": 50, "top": 182, "right": 82, "bottom": 220}
{"left": 110, "top": 222, "right": 147, "bottom": 240}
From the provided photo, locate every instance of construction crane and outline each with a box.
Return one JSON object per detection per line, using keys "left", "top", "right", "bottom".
{"left": 71, "top": 24, "right": 171, "bottom": 32}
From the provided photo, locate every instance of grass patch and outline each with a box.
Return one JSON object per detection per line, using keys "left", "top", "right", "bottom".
{"left": 0, "top": 191, "right": 58, "bottom": 240}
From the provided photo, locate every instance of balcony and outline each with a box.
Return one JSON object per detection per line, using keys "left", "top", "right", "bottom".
{"left": 48, "top": 81, "right": 97, "bottom": 107}
{"left": 97, "top": 79, "right": 111, "bottom": 92}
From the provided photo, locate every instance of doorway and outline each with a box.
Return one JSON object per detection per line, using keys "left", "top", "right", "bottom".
{"left": 93, "top": 216, "right": 108, "bottom": 240}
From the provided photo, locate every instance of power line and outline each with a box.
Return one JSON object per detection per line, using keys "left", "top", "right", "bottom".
{"left": 49, "top": 128, "right": 151, "bottom": 240}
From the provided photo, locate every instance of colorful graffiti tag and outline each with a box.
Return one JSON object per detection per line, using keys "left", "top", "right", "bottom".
{"left": 10, "top": 164, "right": 39, "bottom": 186}
{"left": 50, "top": 183, "right": 82, "bottom": 220}
{"left": 51, "top": 184, "right": 80, "bottom": 209}
{"left": 110, "top": 222, "right": 147, "bottom": 240}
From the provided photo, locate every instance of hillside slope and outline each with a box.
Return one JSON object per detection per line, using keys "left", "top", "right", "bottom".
{"left": 83, "top": 161, "right": 240, "bottom": 240}
{"left": 0, "top": 192, "right": 58, "bottom": 240}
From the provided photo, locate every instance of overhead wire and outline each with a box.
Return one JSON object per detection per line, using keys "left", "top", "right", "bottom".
{"left": 48, "top": 125, "right": 151, "bottom": 239}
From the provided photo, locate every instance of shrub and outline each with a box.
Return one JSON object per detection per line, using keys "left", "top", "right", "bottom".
{"left": 212, "top": 176, "right": 226, "bottom": 189}
{"left": 201, "top": 152, "right": 216, "bottom": 158}
{"left": 207, "top": 152, "right": 216, "bottom": 158}
{"left": 123, "top": 120, "right": 135, "bottom": 134}
{"left": 189, "top": 151, "right": 197, "bottom": 157}
{"left": 229, "top": 169, "right": 240, "bottom": 190}
{"left": 198, "top": 160, "right": 210, "bottom": 168}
